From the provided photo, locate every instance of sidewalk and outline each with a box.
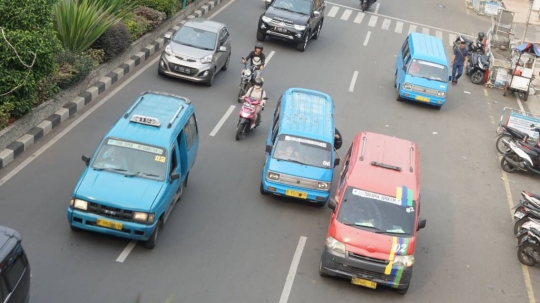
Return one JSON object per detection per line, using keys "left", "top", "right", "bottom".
{"left": 503, "top": 0, "right": 540, "bottom": 24}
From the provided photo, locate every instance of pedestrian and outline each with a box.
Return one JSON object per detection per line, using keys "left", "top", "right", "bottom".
{"left": 451, "top": 41, "right": 468, "bottom": 85}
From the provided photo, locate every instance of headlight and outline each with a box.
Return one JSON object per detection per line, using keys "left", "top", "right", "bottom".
{"left": 164, "top": 44, "right": 173, "bottom": 56}
{"left": 437, "top": 91, "right": 445, "bottom": 97}
{"left": 243, "top": 69, "right": 252, "bottom": 77}
{"left": 325, "top": 236, "right": 346, "bottom": 258}
{"left": 393, "top": 255, "right": 415, "bottom": 267}
{"left": 294, "top": 24, "right": 306, "bottom": 31}
{"left": 200, "top": 54, "right": 213, "bottom": 64}
{"left": 133, "top": 212, "right": 155, "bottom": 224}
{"left": 267, "top": 171, "right": 280, "bottom": 180}
{"left": 403, "top": 83, "right": 413, "bottom": 90}
{"left": 317, "top": 182, "right": 330, "bottom": 191}
{"left": 71, "top": 199, "right": 88, "bottom": 211}
{"left": 262, "top": 16, "right": 272, "bottom": 23}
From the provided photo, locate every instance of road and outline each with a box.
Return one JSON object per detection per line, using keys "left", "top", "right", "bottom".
{"left": 0, "top": 0, "right": 538, "bottom": 302}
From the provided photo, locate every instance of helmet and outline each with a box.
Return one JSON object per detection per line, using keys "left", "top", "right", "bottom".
{"left": 253, "top": 77, "right": 264, "bottom": 87}
{"left": 255, "top": 43, "right": 264, "bottom": 51}
{"left": 478, "top": 32, "right": 485, "bottom": 39}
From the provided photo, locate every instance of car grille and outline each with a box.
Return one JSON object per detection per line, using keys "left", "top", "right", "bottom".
{"left": 334, "top": 263, "right": 393, "bottom": 282}
{"left": 168, "top": 63, "right": 199, "bottom": 76}
{"left": 87, "top": 202, "right": 134, "bottom": 222}
{"left": 349, "top": 252, "right": 389, "bottom": 265}
{"left": 175, "top": 55, "right": 197, "bottom": 62}
{"left": 277, "top": 174, "right": 322, "bottom": 190}
{"left": 411, "top": 85, "right": 440, "bottom": 96}
{"left": 270, "top": 19, "right": 294, "bottom": 27}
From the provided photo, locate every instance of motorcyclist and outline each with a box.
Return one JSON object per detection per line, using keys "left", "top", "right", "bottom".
{"left": 242, "top": 43, "right": 266, "bottom": 83}
{"left": 243, "top": 77, "right": 267, "bottom": 125}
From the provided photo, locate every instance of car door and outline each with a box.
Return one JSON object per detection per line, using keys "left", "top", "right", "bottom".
{"left": 162, "top": 145, "right": 181, "bottom": 223}
{"left": 397, "top": 38, "right": 411, "bottom": 87}
{"left": 309, "top": 0, "right": 319, "bottom": 32}
{"left": 216, "top": 28, "right": 230, "bottom": 68}
{"left": 313, "top": 0, "right": 324, "bottom": 28}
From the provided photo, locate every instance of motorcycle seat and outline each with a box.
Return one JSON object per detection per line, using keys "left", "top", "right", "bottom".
{"left": 504, "top": 125, "right": 528, "bottom": 139}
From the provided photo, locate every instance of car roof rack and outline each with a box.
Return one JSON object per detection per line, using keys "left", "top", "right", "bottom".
{"left": 371, "top": 161, "right": 402, "bottom": 171}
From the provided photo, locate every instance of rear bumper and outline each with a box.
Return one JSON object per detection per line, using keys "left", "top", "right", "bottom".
{"left": 320, "top": 247, "right": 412, "bottom": 289}
{"left": 67, "top": 208, "right": 156, "bottom": 241}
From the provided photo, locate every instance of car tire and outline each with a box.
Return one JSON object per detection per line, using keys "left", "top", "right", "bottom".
{"left": 144, "top": 218, "right": 162, "bottom": 249}
{"left": 206, "top": 69, "right": 215, "bottom": 87}
{"left": 222, "top": 53, "right": 231, "bottom": 71}
{"left": 319, "top": 258, "right": 329, "bottom": 277}
{"left": 260, "top": 182, "right": 268, "bottom": 195}
{"left": 257, "top": 30, "right": 266, "bottom": 41}
{"left": 435, "top": 105, "right": 442, "bottom": 110}
{"left": 396, "top": 85, "right": 404, "bottom": 101}
{"left": 394, "top": 73, "right": 397, "bottom": 88}
{"left": 70, "top": 225, "right": 81, "bottom": 232}
{"left": 297, "top": 31, "right": 309, "bottom": 52}
{"left": 313, "top": 21, "right": 323, "bottom": 40}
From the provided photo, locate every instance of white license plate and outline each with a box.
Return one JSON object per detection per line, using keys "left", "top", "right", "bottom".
{"left": 514, "top": 211, "right": 525, "bottom": 219}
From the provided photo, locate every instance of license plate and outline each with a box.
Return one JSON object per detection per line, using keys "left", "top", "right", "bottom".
{"left": 351, "top": 277, "right": 377, "bottom": 289}
{"left": 174, "top": 66, "right": 191, "bottom": 74}
{"left": 415, "top": 96, "right": 430, "bottom": 102}
{"left": 96, "top": 218, "right": 123, "bottom": 230}
{"left": 274, "top": 27, "right": 287, "bottom": 33}
{"left": 514, "top": 211, "right": 525, "bottom": 219}
{"left": 285, "top": 189, "right": 307, "bottom": 199}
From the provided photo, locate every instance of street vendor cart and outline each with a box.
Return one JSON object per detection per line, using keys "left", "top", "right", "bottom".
{"left": 502, "top": 43, "right": 540, "bottom": 101}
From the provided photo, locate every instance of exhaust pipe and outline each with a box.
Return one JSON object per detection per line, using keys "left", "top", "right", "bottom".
{"left": 505, "top": 157, "right": 526, "bottom": 170}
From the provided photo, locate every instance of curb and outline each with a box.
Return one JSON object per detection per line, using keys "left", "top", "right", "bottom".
{"left": 0, "top": 0, "right": 223, "bottom": 170}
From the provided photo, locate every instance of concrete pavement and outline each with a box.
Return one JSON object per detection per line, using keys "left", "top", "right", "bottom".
{"left": 0, "top": 0, "right": 538, "bottom": 302}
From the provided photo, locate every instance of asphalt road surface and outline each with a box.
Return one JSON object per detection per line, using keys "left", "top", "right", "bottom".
{"left": 0, "top": 0, "right": 538, "bottom": 302}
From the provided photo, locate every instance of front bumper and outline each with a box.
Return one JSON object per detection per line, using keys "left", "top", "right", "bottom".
{"left": 320, "top": 247, "right": 412, "bottom": 290}
{"left": 158, "top": 53, "right": 214, "bottom": 82}
{"left": 67, "top": 207, "right": 156, "bottom": 241}
{"left": 261, "top": 179, "right": 329, "bottom": 203}
{"left": 399, "top": 89, "right": 446, "bottom": 107}
{"left": 258, "top": 20, "right": 307, "bottom": 43}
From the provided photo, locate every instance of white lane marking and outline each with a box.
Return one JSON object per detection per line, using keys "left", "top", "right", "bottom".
{"left": 0, "top": 54, "right": 163, "bottom": 187}
{"left": 484, "top": 89, "right": 489, "bottom": 97}
{"left": 395, "top": 21, "right": 403, "bottom": 33}
{"left": 381, "top": 18, "right": 391, "bottom": 30}
{"left": 116, "top": 241, "right": 137, "bottom": 263}
{"left": 449, "top": 33, "right": 456, "bottom": 46}
{"left": 207, "top": 0, "right": 236, "bottom": 19}
{"left": 353, "top": 12, "right": 365, "bottom": 24}
{"left": 349, "top": 71, "right": 359, "bottom": 92}
{"left": 278, "top": 236, "right": 307, "bottom": 303}
{"left": 266, "top": 50, "right": 275, "bottom": 64}
{"left": 435, "top": 30, "right": 443, "bottom": 40}
{"left": 422, "top": 27, "right": 430, "bottom": 35}
{"left": 341, "top": 9, "right": 352, "bottom": 20}
{"left": 368, "top": 15, "right": 378, "bottom": 27}
{"left": 209, "top": 105, "right": 236, "bottom": 137}
{"left": 325, "top": 1, "right": 475, "bottom": 38}
{"left": 516, "top": 95, "right": 525, "bottom": 112}
{"left": 374, "top": 2, "right": 380, "bottom": 14}
{"left": 408, "top": 24, "right": 417, "bottom": 34}
{"left": 363, "top": 31, "right": 371, "bottom": 46}
{"left": 327, "top": 6, "right": 339, "bottom": 17}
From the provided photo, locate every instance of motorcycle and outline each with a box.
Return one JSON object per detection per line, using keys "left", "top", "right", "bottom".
{"left": 360, "top": 0, "right": 375, "bottom": 11}
{"left": 516, "top": 217, "right": 540, "bottom": 243}
{"left": 500, "top": 139, "right": 540, "bottom": 175}
{"left": 466, "top": 52, "right": 490, "bottom": 85}
{"left": 235, "top": 96, "right": 268, "bottom": 141}
{"left": 516, "top": 227, "right": 540, "bottom": 266}
{"left": 238, "top": 58, "right": 259, "bottom": 103}
{"left": 453, "top": 32, "right": 484, "bottom": 54}
{"left": 513, "top": 200, "right": 540, "bottom": 235}
{"left": 495, "top": 124, "right": 539, "bottom": 154}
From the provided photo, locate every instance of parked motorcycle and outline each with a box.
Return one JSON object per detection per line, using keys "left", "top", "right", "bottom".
{"left": 516, "top": 227, "right": 540, "bottom": 266}
{"left": 500, "top": 139, "right": 540, "bottom": 175}
{"left": 495, "top": 124, "right": 539, "bottom": 154}
{"left": 238, "top": 58, "right": 259, "bottom": 103}
{"left": 453, "top": 32, "right": 485, "bottom": 54}
{"left": 513, "top": 200, "right": 540, "bottom": 235}
{"left": 235, "top": 96, "right": 267, "bottom": 141}
{"left": 516, "top": 217, "right": 540, "bottom": 243}
{"left": 466, "top": 52, "right": 490, "bottom": 84}
{"left": 360, "top": 0, "right": 375, "bottom": 11}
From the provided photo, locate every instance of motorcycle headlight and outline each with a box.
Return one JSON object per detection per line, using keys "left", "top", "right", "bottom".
{"left": 164, "top": 44, "right": 173, "bottom": 56}
{"left": 294, "top": 24, "right": 306, "bottom": 31}
{"left": 262, "top": 16, "right": 272, "bottom": 23}
{"left": 71, "top": 199, "right": 88, "bottom": 211}
{"left": 403, "top": 83, "right": 413, "bottom": 90}
{"left": 133, "top": 212, "right": 155, "bottom": 224}
{"left": 244, "top": 69, "right": 252, "bottom": 77}
{"left": 317, "top": 182, "right": 330, "bottom": 191}
{"left": 393, "top": 255, "right": 415, "bottom": 267}
{"left": 200, "top": 55, "right": 212, "bottom": 64}
{"left": 325, "top": 236, "right": 346, "bottom": 258}
{"left": 267, "top": 171, "right": 280, "bottom": 180}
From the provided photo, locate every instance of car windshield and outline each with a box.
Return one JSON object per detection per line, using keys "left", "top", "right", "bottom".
{"left": 173, "top": 25, "right": 217, "bottom": 50}
{"left": 337, "top": 187, "right": 417, "bottom": 237}
{"left": 272, "top": 0, "right": 311, "bottom": 15}
{"left": 91, "top": 138, "right": 167, "bottom": 181}
{"left": 272, "top": 134, "right": 332, "bottom": 169}
{"left": 407, "top": 59, "right": 448, "bottom": 82}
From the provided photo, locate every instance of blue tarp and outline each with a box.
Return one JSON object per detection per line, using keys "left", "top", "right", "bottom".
{"left": 512, "top": 43, "right": 540, "bottom": 57}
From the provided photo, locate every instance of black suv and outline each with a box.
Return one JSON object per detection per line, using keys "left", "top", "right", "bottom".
{"left": 257, "top": 0, "right": 325, "bottom": 52}
{"left": 0, "top": 226, "right": 30, "bottom": 303}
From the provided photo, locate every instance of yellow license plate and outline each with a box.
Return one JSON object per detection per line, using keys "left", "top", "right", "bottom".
{"left": 96, "top": 218, "right": 123, "bottom": 230}
{"left": 415, "top": 96, "right": 430, "bottom": 102}
{"left": 351, "top": 277, "right": 377, "bottom": 289}
{"left": 285, "top": 189, "right": 307, "bottom": 199}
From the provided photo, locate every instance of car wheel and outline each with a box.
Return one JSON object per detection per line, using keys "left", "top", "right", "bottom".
{"left": 297, "top": 31, "right": 309, "bottom": 52}
{"left": 313, "top": 21, "right": 323, "bottom": 40}
{"left": 260, "top": 182, "right": 268, "bottom": 195}
{"left": 206, "top": 69, "right": 215, "bottom": 87}
{"left": 144, "top": 218, "right": 162, "bottom": 249}
{"left": 70, "top": 225, "right": 81, "bottom": 232}
{"left": 222, "top": 53, "right": 231, "bottom": 71}
{"left": 257, "top": 30, "right": 266, "bottom": 41}
{"left": 396, "top": 284, "right": 410, "bottom": 295}
{"left": 397, "top": 85, "right": 404, "bottom": 101}
{"left": 394, "top": 73, "right": 397, "bottom": 88}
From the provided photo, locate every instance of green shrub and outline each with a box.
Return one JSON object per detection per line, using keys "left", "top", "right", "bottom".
{"left": 124, "top": 15, "right": 149, "bottom": 41}
{"left": 0, "top": 0, "right": 60, "bottom": 122}
{"left": 133, "top": 0, "right": 177, "bottom": 18}
{"left": 84, "top": 48, "right": 106, "bottom": 66}
{"left": 35, "top": 76, "right": 61, "bottom": 106}
{"left": 132, "top": 6, "right": 166, "bottom": 31}
{"left": 90, "top": 22, "right": 131, "bottom": 61}
{"left": 54, "top": 50, "right": 94, "bottom": 89}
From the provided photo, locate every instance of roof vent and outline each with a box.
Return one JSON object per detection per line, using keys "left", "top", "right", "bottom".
{"left": 371, "top": 161, "right": 402, "bottom": 171}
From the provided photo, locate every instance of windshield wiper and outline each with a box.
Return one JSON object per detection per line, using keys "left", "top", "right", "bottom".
{"left": 277, "top": 158, "right": 306, "bottom": 165}
{"left": 94, "top": 167, "right": 128, "bottom": 172}
{"left": 341, "top": 222, "right": 385, "bottom": 233}
{"left": 137, "top": 172, "right": 160, "bottom": 178}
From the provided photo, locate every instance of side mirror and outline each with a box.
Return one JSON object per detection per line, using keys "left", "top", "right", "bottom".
{"left": 219, "top": 46, "right": 227, "bottom": 52}
{"left": 82, "top": 155, "right": 90, "bottom": 166}
{"left": 334, "top": 158, "right": 340, "bottom": 167}
{"left": 265, "top": 145, "right": 272, "bottom": 153}
{"left": 417, "top": 218, "right": 427, "bottom": 231}
{"left": 170, "top": 172, "right": 180, "bottom": 182}
{"left": 164, "top": 32, "right": 172, "bottom": 41}
{"left": 328, "top": 198, "right": 337, "bottom": 211}
{"left": 402, "top": 66, "right": 407, "bottom": 71}
{"left": 313, "top": 11, "right": 321, "bottom": 17}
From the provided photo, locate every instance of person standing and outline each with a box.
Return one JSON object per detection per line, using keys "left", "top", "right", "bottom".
{"left": 451, "top": 41, "right": 469, "bottom": 85}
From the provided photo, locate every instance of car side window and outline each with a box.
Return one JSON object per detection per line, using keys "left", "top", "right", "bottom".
{"left": 220, "top": 28, "right": 229, "bottom": 46}
{"left": 186, "top": 114, "right": 198, "bottom": 150}
{"left": 273, "top": 97, "right": 281, "bottom": 128}
{"left": 313, "top": 0, "right": 321, "bottom": 10}
{"left": 4, "top": 254, "right": 25, "bottom": 291}
{"left": 170, "top": 146, "right": 178, "bottom": 174}
{"left": 402, "top": 43, "right": 410, "bottom": 59}
{"left": 339, "top": 146, "right": 352, "bottom": 189}
{"left": 404, "top": 54, "right": 411, "bottom": 66}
